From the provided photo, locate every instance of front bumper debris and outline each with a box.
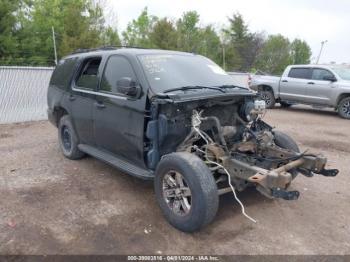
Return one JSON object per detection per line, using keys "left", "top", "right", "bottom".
{"left": 221, "top": 152, "right": 339, "bottom": 199}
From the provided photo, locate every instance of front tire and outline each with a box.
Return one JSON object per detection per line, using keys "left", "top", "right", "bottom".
{"left": 337, "top": 97, "right": 350, "bottom": 119}
{"left": 154, "top": 152, "right": 219, "bottom": 232}
{"left": 58, "top": 115, "right": 85, "bottom": 160}
{"left": 259, "top": 90, "right": 275, "bottom": 109}
{"left": 273, "top": 130, "right": 300, "bottom": 179}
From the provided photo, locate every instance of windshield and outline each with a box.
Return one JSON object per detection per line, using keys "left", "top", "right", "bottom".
{"left": 331, "top": 67, "right": 350, "bottom": 81}
{"left": 138, "top": 54, "right": 236, "bottom": 93}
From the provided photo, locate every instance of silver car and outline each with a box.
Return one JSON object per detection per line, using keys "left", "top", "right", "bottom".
{"left": 250, "top": 65, "right": 350, "bottom": 119}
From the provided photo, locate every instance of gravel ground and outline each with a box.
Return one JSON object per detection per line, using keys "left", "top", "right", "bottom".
{"left": 0, "top": 105, "right": 349, "bottom": 255}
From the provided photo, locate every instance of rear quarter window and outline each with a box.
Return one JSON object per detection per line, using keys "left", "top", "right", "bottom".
{"left": 50, "top": 57, "right": 78, "bottom": 89}
{"left": 288, "top": 68, "right": 311, "bottom": 79}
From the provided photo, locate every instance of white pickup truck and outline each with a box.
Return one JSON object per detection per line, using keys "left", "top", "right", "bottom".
{"left": 249, "top": 64, "right": 350, "bottom": 119}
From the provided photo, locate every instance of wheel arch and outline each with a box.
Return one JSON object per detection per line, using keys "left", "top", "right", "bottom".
{"left": 258, "top": 85, "right": 275, "bottom": 96}
{"left": 336, "top": 93, "right": 350, "bottom": 106}
{"left": 53, "top": 106, "right": 69, "bottom": 127}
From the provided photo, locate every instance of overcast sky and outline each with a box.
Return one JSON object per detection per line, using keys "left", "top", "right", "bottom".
{"left": 109, "top": 0, "right": 350, "bottom": 64}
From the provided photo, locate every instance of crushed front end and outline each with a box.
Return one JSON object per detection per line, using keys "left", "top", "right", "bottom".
{"left": 148, "top": 92, "right": 338, "bottom": 201}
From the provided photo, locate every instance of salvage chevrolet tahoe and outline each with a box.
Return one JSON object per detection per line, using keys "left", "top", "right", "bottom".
{"left": 47, "top": 47, "right": 338, "bottom": 232}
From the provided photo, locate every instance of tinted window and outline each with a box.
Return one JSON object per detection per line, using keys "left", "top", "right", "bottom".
{"left": 288, "top": 68, "right": 311, "bottom": 79}
{"left": 50, "top": 58, "right": 78, "bottom": 89}
{"left": 75, "top": 57, "right": 101, "bottom": 90}
{"left": 100, "top": 56, "right": 137, "bottom": 94}
{"left": 311, "top": 68, "right": 334, "bottom": 80}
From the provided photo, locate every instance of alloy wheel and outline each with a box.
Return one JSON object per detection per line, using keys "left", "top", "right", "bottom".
{"left": 61, "top": 126, "right": 72, "bottom": 151}
{"left": 162, "top": 171, "right": 192, "bottom": 216}
{"left": 260, "top": 92, "right": 271, "bottom": 106}
{"left": 341, "top": 100, "right": 350, "bottom": 117}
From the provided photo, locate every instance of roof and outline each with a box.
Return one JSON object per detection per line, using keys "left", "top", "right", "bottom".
{"left": 64, "top": 46, "right": 195, "bottom": 60}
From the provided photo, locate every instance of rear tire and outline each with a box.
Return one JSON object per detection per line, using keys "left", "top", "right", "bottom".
{"left": 273, "top": 130, "right": 300, "bottom": 179}
{"left": 337, "top": 97, "right": 350, "bottom": 119}
{"left": 154, "top": 152, "right": 218, "bottom": 233}
{"left": 58, "top": 115, "right": 85, "bottom": 160}
{"left": 259, "top": 90, "right": 275, "bottom": 109}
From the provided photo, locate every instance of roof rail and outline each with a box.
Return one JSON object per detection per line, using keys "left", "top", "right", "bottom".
{"left": 70, "top": 45, "right": 151, "bottom": 55}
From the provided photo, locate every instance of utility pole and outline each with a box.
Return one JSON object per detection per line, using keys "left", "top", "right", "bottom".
{"left": 52, "top": 26, "right": 58, "bottom": 65}
{"left": 222, "top": 45, "right": 226, "bottom": 70}
{"left": 316, "top": 40, "right": 328, "bottom": 64}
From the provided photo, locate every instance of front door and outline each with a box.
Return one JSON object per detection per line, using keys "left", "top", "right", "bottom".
{"left": 93, "top": 55, "right": 146, "bottom": 168}
{"left": 305, "top": 68, "right": 337, "bottom": 105}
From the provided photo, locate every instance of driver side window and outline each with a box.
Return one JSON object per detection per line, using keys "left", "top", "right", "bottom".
{"left": 311, "top": 68, "right": 334, "bottom": 81}
{"left": 100, "top": 55, "right": 137, "bottom": 95}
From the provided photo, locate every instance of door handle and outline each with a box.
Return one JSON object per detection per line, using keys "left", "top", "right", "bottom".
{"left": 94, "top": 101, "right": 106, "bottom": 109}
{"left": 69, "top": 94, "right": 76, "bottom": 101}
{"left": 281, "top": 80, "right": 288, "bottom": 83}
{"left": 307, "top": 82, "right": 315, "bottom": 85}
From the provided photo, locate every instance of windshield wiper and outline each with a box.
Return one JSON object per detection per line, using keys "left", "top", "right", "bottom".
{"left": 163, "top": 85, "right": 226, "bottom": 94}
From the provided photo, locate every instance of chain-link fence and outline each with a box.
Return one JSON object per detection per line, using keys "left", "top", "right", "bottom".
{"left": 0, "top": 66, "right": 54, "bottom": 124}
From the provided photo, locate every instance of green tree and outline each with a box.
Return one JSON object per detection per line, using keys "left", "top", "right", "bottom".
{"left": 223, "top": 13, "right": 264, "bottom": 71}
{"left": 290, "top": 39, "right": 311, "bottom": 64}
{"left": 149, "top": 18, "right": 178, "bottom": 50}
{"left": 0, "top": 0, "right": 21, "bottom": 64}
{"left": 101, "top": 26, "right": 121, "bottom": 46}
{"left": 1, "top": 4, "right": 313, "bottom": 70}
{"left": 255, "top": 34, "right": 291, "bottom": 74}
{"left": 176, "top": 11, "right": 201, "bottom": 52}
{"left": 59, "top": 0, "right": 106, "bottom": 56}
{"left": 122, "top": 7, "right": 157, "bottom": 47}
{"left": 11, "top": 0, "right": 120, "bottom": 65}
{"left": 197, "top": 25, "right": 221, "bottom": 65}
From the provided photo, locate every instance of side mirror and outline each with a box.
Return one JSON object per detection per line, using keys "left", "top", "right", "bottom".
{"left": 116, "top": 77, "right": 140, "bottom": 97}
{"left": 323, "top": 75, "right": 337, "bottom": 82}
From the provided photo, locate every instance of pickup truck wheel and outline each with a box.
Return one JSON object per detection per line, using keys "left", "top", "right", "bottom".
{"left": 337, "top": 97, "right": 350, "bottom": 119}
{"left": 259, "top": 90, "right": 275, "bottom": 108}
{"left": 273, "top": 131, "right": 300, "bottom": 179}
{"left": 58, "top": 115, "right": 85, "bottom": 160}
{"left": 154, "top": 152, "right": 218, "bottom": 232}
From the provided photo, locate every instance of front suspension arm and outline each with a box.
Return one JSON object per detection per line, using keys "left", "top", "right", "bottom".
{"left": 221, "top": 148, "right": 338, "bottom": 199}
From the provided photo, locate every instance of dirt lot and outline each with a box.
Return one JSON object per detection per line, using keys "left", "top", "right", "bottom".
{"left": 0, "top": 105, "right": 349, "bottom": 255}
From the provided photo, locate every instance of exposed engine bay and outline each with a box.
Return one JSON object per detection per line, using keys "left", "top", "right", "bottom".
{"left": 146, "top": 95, "right": 339, "bottom": 203}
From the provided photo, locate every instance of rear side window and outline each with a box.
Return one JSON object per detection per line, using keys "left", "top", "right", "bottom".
{"left": 311, "top": 68, "right": 334, "bottom": 80}
{"left": 75, "top": 57, "right": 102, "bottom": 90}
{"left": 100, "top": 55, "right": 137, "bottom": 95}
{"left": 50, "top": 58, "right": 78, "bottom": 89}
{"left": 288, "top": 68, "right": 311, "bottom": 79}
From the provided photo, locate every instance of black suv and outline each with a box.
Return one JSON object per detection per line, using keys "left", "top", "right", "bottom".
{"left": 48, "top": 47, "right": 338, "bottom": 232}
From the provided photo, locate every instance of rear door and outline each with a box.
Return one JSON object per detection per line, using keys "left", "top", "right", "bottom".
{"left": 305, "top": 68, "right": 337, "bottom": 105}
{"left": 93, "top": 55, "right": 146, "bottom": 168}
{"left": 279, "top": 67, "right": 312, "bottom": 102}
{"left": 69, "top": 56, "right": 102, "bottom": 145}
